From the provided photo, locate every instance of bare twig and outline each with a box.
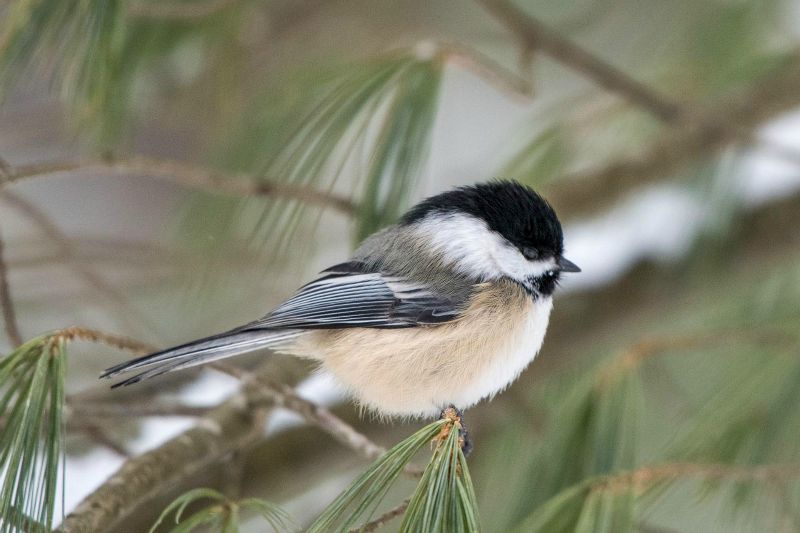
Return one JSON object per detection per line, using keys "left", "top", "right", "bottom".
{"left": 65, "top": 399, "right": 210, "bottom": 419}
{"left": 594, "top": 462, "right": 800, "bottom": 493}
{"left": 0, "top": 229, "right": 22, "bottom": 346}
{"left": 349, "top": 499, "right": 410, "bottom": 532}
{"left": 210, "top": 362, "right": 423, "bottom": 476}
{"left": 127, "top": 0, "right": 241, "bottom": 20}
{"left": 0, "top": 156, "right": 356, "bottom": 216}
{"left": 53, "top": 327, "right": 394, "bottom": 468}
{"left": 55, "top": 332, "right": 419, "bottom": 530}
{"left": 55, "top": 326, "right": 155, "bottom": 354}
{"left": 545, "top": 54, "right": 800, "bottom": 217}
{"left": 475, "top": 0, "right": 681, "bottom": 121}
{"left": 68, "top": 420, "right": 131, "bottom": 458}
{"left": 0, "top": 191, "right": 160, "bottom": 335}
{"left": 474, "top": 0, "right": 800, "bottom": 217}
{"left": 56, "top": 385, "right": 264, "bottom": 532}
{"left": 437, "top": 42, "right": 533, "bottom": 101}
{"left": 8, "top": 234, "right": 180, "bottom": 263}
{"left": 597, "top": 328, "right": 797, "bottom": 387}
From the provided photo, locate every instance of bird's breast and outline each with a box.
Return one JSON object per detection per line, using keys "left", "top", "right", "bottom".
{"left": 294, "top": 280, "right": 553, "bottom": 418}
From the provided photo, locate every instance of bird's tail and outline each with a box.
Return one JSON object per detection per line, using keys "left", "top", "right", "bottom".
{"left": 100, "top": 328, "right": 300, "bottom": 387}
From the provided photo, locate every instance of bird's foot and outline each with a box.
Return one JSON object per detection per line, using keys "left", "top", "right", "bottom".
{"left": 439, "top": 404, "right": 473, "bottom": 457}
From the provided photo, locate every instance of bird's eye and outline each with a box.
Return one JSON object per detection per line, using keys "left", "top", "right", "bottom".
{"left": 521, "top": 247, "right": 540, "bottom": 260}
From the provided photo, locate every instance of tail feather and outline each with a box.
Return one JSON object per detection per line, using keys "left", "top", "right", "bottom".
{"left": 100, "top": 329, "right": 300, "bottom": 387}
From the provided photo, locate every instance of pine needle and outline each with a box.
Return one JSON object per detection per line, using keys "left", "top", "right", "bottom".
{"left": 399, "top": 412, "right": 480, "bottom": 532}
{"left": 178, "top": 52, "right": 444, "bottom": 267}
{"left": 505, "top": 367, "right": 643, "bottom": 524}
{"left": 149, "top": 488, "right": 294, "bottom": 533}
{"left": 311, "top": 410, "right": 481, "bottom": 533}
{"left": 308, "top": 419, "right": 444, "bottom": 533}
{"left": 0, "top": 335, "right": 66, "bottom": 533}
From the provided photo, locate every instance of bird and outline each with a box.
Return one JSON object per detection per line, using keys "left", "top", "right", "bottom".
{"left": 101, "top": 180, "right": 579, "bottom": 423}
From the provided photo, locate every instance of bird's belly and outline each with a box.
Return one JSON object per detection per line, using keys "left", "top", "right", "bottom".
{"left": 297, "top": 285, "right": 553, "bottom": 418}
{"left": 448, "top": 297, "right": 552, "bottom": 411}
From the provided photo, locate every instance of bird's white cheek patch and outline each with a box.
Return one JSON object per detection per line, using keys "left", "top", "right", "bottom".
{"left": 414, "top": 213, "right": 556, "bottom": 282}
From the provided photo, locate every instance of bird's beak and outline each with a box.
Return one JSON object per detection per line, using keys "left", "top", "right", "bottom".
{"left": 557, "top": 257, "right": 581, "bottom": 273}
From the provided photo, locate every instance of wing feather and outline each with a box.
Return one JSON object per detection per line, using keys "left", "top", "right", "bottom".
{"left": 242, "top": 265, "right": 466, "bottom": 330}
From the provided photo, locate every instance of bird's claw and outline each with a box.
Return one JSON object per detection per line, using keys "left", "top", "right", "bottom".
{"left": 439, "top": 404, "right": 473, "bottom": 457}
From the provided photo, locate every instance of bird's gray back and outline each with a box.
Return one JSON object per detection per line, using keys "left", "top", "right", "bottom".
{"left": 352, "top": 224, "right": 476, "bottom": 304}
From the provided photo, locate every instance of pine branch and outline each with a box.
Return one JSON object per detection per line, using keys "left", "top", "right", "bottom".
{"left": 0, "top": 191, "right": 161, "bottom": 335}
{"left": 0, "top": 228, "right": 21, "bottom": 346}
{"left": 475, "top": 0, "right": 681, "bottom": 121}
{"left": 56, "top": 332, "right": 417, "bottom": 531}
{"left": 65, "top": 400, "right": 210, "bottom": 419}
{"left": 0, "top": 156, "right": 357, "bottom": 216}
{"left": 349, "top": 499, "right": 410, "bottom": 532}
{"left": 54, "top": 326, "right": 154, "bottom": 354}
{"left": 210, "top": 362, "right": 423, "bottom": 477}
{"left": 597, "top": 328, "right": 797, "bottom": 386}
{"left": 516, "top": 462, "right": 800, "bottom": 531}
{"left": 545, "top": 53, "right": 800, "bottom": 217}
{"left": 68, "top": 420, "right": 131, "bottom": 458}
{"left": 475, "top": 1, "right": 800, "bottom": 217}
{"left": 437, "top": 42, "right": 533, "bottom": 100}
{"left": 55, "top": 381, "right": 267, "bottom": 532}
{"left": 595, "top": 462, "right": 800, "bottom": 492}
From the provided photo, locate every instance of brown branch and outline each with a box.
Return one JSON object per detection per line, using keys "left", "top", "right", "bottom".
{"left": 597, "top": 328, "right": 797, "bottom": 387}
{"left": 544, "top": 54, "right": 800, "bottom": 218}
{"left": 350, "top": 499, "right": 410, "bottom": 532}
{"left": 593, "top": 462, "right": 800, "bottom": 494}
{"left": 65, "top": 400, "right": 210, "bottom": 419}
{"left": 0, "top": 191, "right": 160, "bottom": 335}
{"left": 437, "top": 42, "right": 533, "bottom": 101}
{"left": 54, "top": 327, "right": 388, "bottom": 460}
{"left": 55, "top": 334, "right": 417, "bottom": 530}
{"left": 0, "top": 156, "right": 356, "bottom": 216}
{"left": 210, "top": 362, "right": 423, "bottom": 476}
{"left": 56, "top": 382, "right": 266, "bottom": 532}
{"left": 126, "top": 0, "right": 241, "bottom": 20}
{"left": 474, "top": 1, "right": 800, "bottom": 218}
{"left": 54, "top": 326, "right": 155, "bottom": 354}
{"left": 68, "top": 420, "right": 131, "bottom": 458}
{"left": 0, "top": 229, "right": 22, "bottom": 346}
{"left": 475, "top": 0, "right": 681, "bottom": 122}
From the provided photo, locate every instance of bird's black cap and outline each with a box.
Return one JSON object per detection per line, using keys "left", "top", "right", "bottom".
{"left": 401, "top": 180, "right": 567, "bottom": 261}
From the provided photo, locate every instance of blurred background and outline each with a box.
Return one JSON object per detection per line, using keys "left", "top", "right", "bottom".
{"left": 1, "top": 0, "right": 799, "bottom": 531}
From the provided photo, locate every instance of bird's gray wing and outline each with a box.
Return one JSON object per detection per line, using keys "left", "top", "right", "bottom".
{"left": 241, "top": 261, "right": 468, "bottom": 330}
{"left": 100, "top": 261, "right": 468, "bottom": 387}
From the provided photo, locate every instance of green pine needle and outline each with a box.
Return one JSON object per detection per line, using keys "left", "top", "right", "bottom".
{"left": 355, "top": 57, "right": 443, "bottom": 241}
{"left": 179, "top": 52, "right": 443, "bottom": 266}
{"left": 505, "top": 366, "right": 643, "bottom": 525}
{"left": 149, "top": 488, "right": 294, "bottom": 533}
{"left": 308, "top": 418, "right": 445, "bottom": 533}
{"left": 310, "top": 410, "right": 480, "bottom": 533}
{"left": 0, "top": 0, "right": 125, "bottom": 134}
{"left": 399, "top": 413, "right": 480, "bottom": 532}
{"left": 0, "top": 335, "right": 66, "bottom": 533}
{"left": 511, "top": 475, "right": 635, "bottom": 533}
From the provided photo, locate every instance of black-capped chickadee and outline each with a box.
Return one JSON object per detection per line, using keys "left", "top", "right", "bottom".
{"left": 102, "top": 181, "right": 579, "bottom": 419}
